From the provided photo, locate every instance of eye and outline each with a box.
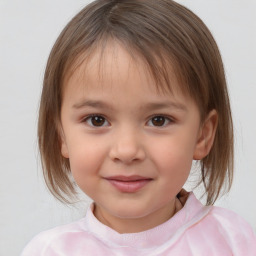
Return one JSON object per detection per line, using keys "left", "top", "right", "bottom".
{"left": 84, "top": 115, "right": 109, "bottom": 127}
{"left": 147, "top": 116, "right": 172, "bottom": 127}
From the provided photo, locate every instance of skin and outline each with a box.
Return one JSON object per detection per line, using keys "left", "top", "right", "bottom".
{"left": 60, "top": 42, "right": 217, "bottom": 233}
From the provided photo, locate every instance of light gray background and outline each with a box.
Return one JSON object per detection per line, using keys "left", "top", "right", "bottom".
{"left": 0, "top": 1, "right": 255, "bottom": 255}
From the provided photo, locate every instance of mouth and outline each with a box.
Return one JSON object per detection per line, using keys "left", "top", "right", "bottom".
{"left": 104, "top": 175, "right": 153, "bottom": 193}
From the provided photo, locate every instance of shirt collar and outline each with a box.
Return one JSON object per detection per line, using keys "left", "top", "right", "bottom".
{"left": 82, "top": 190, "right": 211, "bottom": 249}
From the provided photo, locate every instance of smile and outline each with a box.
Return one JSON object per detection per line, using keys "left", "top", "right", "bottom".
{"left": 104, "top": 175, "right": 153, "bottom": 193}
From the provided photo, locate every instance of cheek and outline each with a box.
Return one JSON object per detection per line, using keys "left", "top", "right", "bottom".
{"left": 68, "top": 151, "right": 101, "bottom": 196}
{"left": 67, "top": 138, "right": 107, "bottom": 185}
{"left": 150, "top": 135, "right": 196, "bottom": 178}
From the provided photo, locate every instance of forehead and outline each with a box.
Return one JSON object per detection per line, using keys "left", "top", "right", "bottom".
{"left": 61, "top": 41, "right": 200, "bottom": 120}
{"left": 63, "top": 41, "right": 186, "bottom": 99}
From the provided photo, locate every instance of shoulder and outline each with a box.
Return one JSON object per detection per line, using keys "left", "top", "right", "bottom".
{"left": 179, "top": 193, "right": 256, "bottom": 254}
{"left": 208, "top": 205, "right": 255, "bottom": 234}
{"left": 21, "top": 218, "right": 88, "bottom": 256}
{"left": 203, "top": 205, "right": 256, "bottom": 253}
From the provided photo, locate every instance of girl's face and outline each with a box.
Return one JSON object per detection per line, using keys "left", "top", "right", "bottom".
{"left": 60, "top": 43, "right": 208, "bottom": 233}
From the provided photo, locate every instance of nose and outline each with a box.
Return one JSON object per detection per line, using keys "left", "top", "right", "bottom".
{"left": 109, "top": 128, "right": 146, "bottom": 164}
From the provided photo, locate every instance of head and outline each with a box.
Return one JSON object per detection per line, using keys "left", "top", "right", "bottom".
{"left": 38, "top": 0, "right": 233, "bottom": 206}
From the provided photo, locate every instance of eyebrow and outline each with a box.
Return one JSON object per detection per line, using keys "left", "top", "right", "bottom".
{"left": 72, "top": 100, "right": 187, "bottom": 112}
{"left": 72, "top": 100, "right": 113, "bottom": 110}
{"left": 141, "top": 102, "right": 188, "bottom": 112}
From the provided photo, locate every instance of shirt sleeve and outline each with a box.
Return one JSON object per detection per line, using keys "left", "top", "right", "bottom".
{"left": 21, "top": 231, "right": 51, "bottom": 256}
{"left": 209, "top": 206, "right": 256, "bottom": 256}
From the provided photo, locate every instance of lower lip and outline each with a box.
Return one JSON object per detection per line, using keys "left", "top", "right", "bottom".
{"left": 106, "top": 179, "right": 151, "bottom": 193}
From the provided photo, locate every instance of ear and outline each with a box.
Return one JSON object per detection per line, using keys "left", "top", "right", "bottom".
{"left": 193, "top": 110, "right": 218, "bottom": 160}
{"left": 58, "top": 125, "right": 69, "bottom": 159}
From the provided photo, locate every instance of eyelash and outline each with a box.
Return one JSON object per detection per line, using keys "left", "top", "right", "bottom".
{"left": 146, "top": 115, "right": 174, "bottom": 127}
{"left": 82, "top": 114, "right": 110, "bottom": 127}
{"left": 82, "top": 114, "right": 174, "bottom": 128}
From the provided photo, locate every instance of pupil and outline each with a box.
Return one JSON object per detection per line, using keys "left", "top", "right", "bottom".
{"left": 152, "top": 116, "right": 165, "bottom": 126}
{"left": 92, "top": 116, "right": 105, "bottom": 126}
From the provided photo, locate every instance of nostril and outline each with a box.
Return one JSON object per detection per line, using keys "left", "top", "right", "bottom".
{"left": 109, "top": 143, "right": 146, "bottom": 164}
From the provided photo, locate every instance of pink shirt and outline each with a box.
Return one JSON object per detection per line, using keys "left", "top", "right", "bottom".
{"left": 21, "top": 192, "right": 256, "bottom": 255}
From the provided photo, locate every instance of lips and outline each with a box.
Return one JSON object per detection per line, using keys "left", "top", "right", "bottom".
{"left": 105, "top": 175, "right": 152, "bottom": 193}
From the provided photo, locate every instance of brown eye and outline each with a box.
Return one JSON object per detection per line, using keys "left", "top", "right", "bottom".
{"left": 148, "top": 116, "right": 171, "bottom": 127}
{"left": 86, "top": 115, "right": 108, "bottom": 127}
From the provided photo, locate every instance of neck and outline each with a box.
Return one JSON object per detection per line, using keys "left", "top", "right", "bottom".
{"left": 93, "top": 199, "right": 180, "bottom": 234}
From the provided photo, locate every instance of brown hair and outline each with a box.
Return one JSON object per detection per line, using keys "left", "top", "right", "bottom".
{"left": 38, "top": 0, "right": 233, "bottom": 205}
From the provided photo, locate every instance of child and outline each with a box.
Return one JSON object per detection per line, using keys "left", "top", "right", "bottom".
{"left": 22, "top": 0, "right": 256, "bottom": 255}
